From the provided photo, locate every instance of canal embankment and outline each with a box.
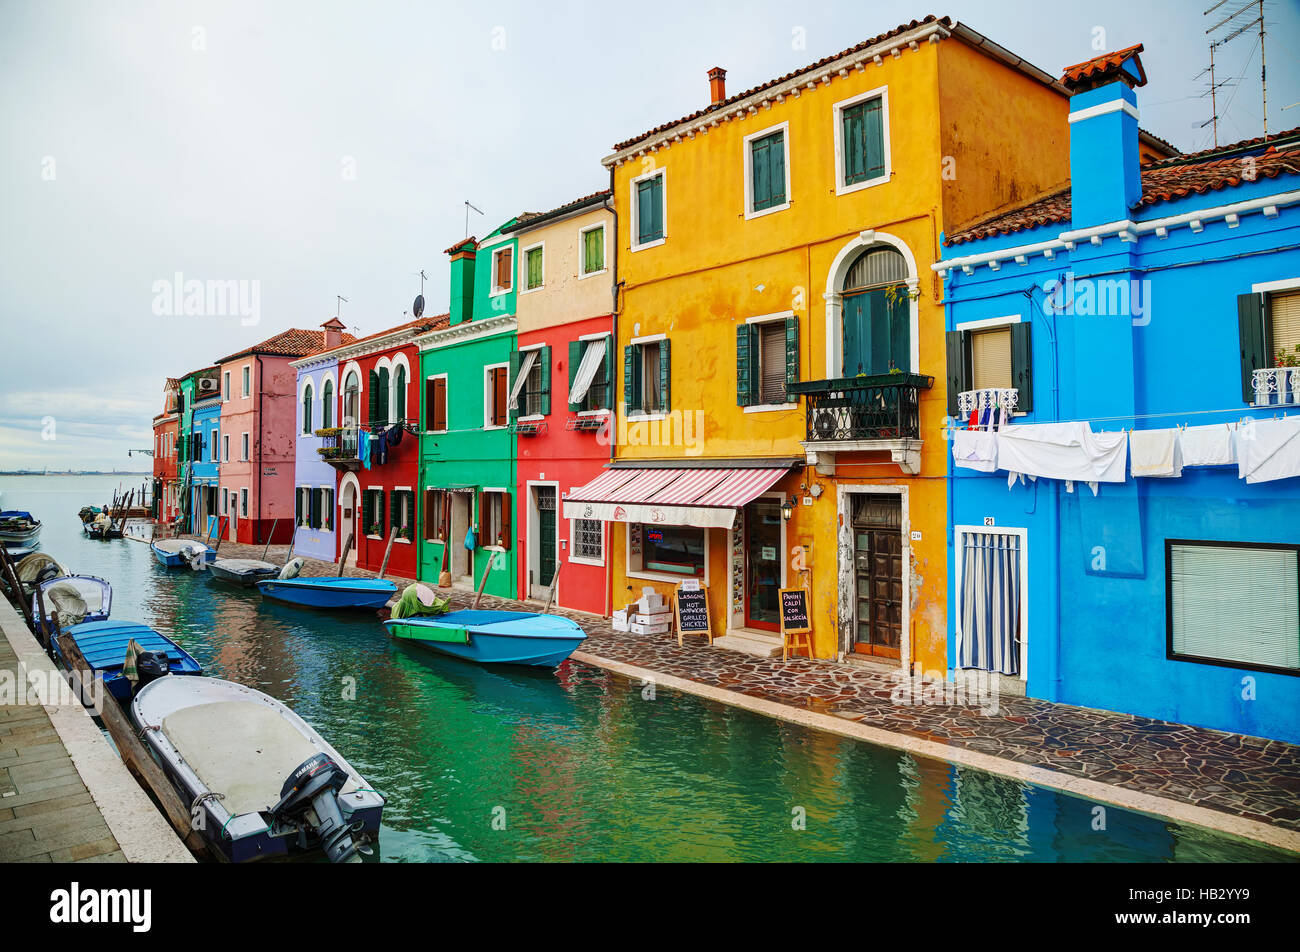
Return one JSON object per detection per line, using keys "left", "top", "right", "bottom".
{"left": 0, "top": 596, "right": 192, "bottom": 863}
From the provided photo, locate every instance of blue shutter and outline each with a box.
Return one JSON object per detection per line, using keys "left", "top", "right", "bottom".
{"left": 540, "top": 345, "right": 551, "bottom": 416}
{"left": 658, "top": 339, "right": 671, "bottom": 412}
{"left": 784, "top": 317, "right": 799, "bottom": 402}
{"left": 736, "top": 324, "right": 755, "bottom": 406}
{"left": 623, "top": 344, "right": 637, "bottom": 413}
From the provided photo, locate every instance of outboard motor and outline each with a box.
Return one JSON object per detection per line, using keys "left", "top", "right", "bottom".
{"left": 134, "top": 650, "right": 171, "bottom": 694}
{"left": 269, "top": 753, "right": 363, "bottom": 863}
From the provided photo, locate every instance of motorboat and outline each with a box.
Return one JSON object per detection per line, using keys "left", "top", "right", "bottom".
{"left": 151, "top": 538, "right": 215, "bottom": 569}
{"left": 131, "top": 676, "right": 385, "bottom": 863}
{"left": 256, "top": 571, "right": 396, "bottom": 610}
{"left": 383, "top": 609, "right": 587, "bottom": 668}
{"left": 0, "top": 510, "right": 41, "bottom": 545}
{"left": 53, "top": 619, "right": 202, "bottom": 703}
{"left": 31, "top": 574, "right": 113, "bottom": 641}
{"left": 207, "top": 558, "right": 281, "bottom": 587}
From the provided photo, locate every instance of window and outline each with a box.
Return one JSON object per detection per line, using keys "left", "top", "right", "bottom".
{"left": 425, "top": 376, "right": 447, "bottom": 432}
{"left": 572, "top": 518, "right": 603, "bottom": 563}
{"left": 486, "top": 366, "right": 509, "bottom": 428}
{"left": 1167, "top": 541, "right": 1299, "bottom": 674}
{"left": 1239, "top": 287, "right": 1300, "bottom": 405}
{"left": 241, "top": 433, "right": 249, "bottom": 461}
{"left": 221, "top": 488, "right": 228, "bottom": 515}
{"left": 322, "top": 379, "right": 334, "bottom": 428}
{"left": 297, "top": 487, "right": 311, "bottom": 526}
{"left": 955, "top": 528, "right": 1024, "bottom": 676}
{"left": 737, "top": 318, "right": 799, "bottom": 406}
{"left": 524, "top": 244, "right": 543, "bottom": 291}
{"left": 946, "top": 320, "right": 1033, "bottom": 416}
{"left": 745, "top": 124, "right": 789, "bottom": 216}
{"left": 632, "top": 170, "right": 665, "bottom": 248}
{"left": 840, "top": 246, "right": 911, "bottom": 377}
{"left": 624, "top": 339, "right": 670, "bottom": 415}
{"left": 223, "top": 372, "right": 230, "bottom": 400}
{"left": 343, "top": 371, "right": 360, "bottom": 425}
{"left": 393, "top": 364, "right": 407, "bottom": 424}
{"left": 390, "top": 489, "right": 415, "bottom": 540}
{"left": 581, "top": 224, "right": 605, "bottom": 276}
{"left": 223, "top": 434, "right": 229, "bottom": 462}
{"left": 631, "top": 523, "right": 704, "bottom": 578}
{"left": 302, "top": 383, "right": 313, "bottom": 435}
{"left": 836, "top": 89, "right": 888, "bottom": 192}
{"left": 361, "top": 489, "right": 386, "bottom": 538}
{"left": 569, "top": 337, "right": 612, "bottom": 412}
{"left": 210, "top": 430, "right": 218, "bottom": 461}
{"left": 479, "top": 490, "right": 512, "bottom": 549}
{"left": 369, "top": 366, "right": 390, "bottom": 427}
{"left": 424, "top": 489, "right": 448, "bottom": 541}
{"left": 510, "top": 347, "right": 549, "bottom": 418}
{"left": 318, "top": 488, "right": 333, "bottom": 530}
{"left": 492, "top": 247, "right": 513, "bottom": 294}
{"left": 242, "top": 366, "right": 250, "bottom": 397}
{"left": 240, "top": 488, "right": 248, "bottom": 517}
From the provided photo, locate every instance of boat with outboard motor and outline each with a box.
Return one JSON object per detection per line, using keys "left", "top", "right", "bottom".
{"left": 383, "top": 608, "right": 587, "bottom": 668}
{"left": 207, "top": 558, "right": 281, "bottom": 586}
{"left": 151, "top": 538, "right": 215, "bottom": 569}
{"left": 130, "top": 676, "right": 385, "bottom": 862}
{"left": 256, "top": 559, "right": 396, "bottom": 609}
{"left": 53, "top": 619, "right": 203, "bottom": 703}
{"left": 0, "top": 510, "right": 41, "bottom": 545}
{"left": 31, "top": 574, "right": 113, "bottom": 641}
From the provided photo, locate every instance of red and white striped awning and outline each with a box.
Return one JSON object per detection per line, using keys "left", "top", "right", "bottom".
{"left": 562, "top": 466, "right": 790, "bottom": 529}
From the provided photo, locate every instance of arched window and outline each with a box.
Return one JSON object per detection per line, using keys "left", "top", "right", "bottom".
{"left": 343, "top": 372, "right": 359, "bottom": 426}
{"left": 302, "top": 383, "right": 313, "bottom": 435}
{"left": 322, "top": 379, "right": 334, "bottom": 428}
{"left": 370, "top": 367, "right": 390, "bottom": 427}
{"left": 393, "top": 365, "right": 407, "bottom": 423}
{"left": 840, "top": 246, "right": 910, "bottom": 377}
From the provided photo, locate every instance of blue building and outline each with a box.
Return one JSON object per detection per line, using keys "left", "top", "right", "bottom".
{"left": 190, "top": 395, "right": 221, "bottom": 536}
{"left": 936, "top": 45, "right": 1300, "bottom": 743}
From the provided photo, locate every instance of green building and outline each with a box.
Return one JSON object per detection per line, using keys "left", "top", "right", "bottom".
{"left": 416, "top": 219, "right": 526, "bottom": 597}
{"left": 175, "top": 366, "right": 219, "bottom": 525}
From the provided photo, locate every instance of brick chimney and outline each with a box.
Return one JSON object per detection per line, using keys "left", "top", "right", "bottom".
{"left": 320, "top": 316, "right": 346, "bottom": 350}
{"left": 708, "top": 67, "right": 727, "bottom": 106}
{"left": 1061, "top": 44, "right": 1146, "bottom": 227}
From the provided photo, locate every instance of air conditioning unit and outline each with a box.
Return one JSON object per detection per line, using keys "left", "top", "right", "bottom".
{"left": 810, "top": 407, "right": 839, "bottom": 441}
{"left": 198, "top": 378, "right": 219, "bottom": 393}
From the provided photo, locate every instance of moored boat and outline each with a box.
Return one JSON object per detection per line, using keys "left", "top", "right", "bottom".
{"left": 256, "top": 576, "right": 397, "bottom": 610}
{"left": 32, "top": 574, "right": 113, "bottom": 640}
{"left": 207, "top": 558, "right": 281, "bottom": 587}
{"left": 151, "top": 538, "right": 215, "bottom": 569}
{"left": 54, "top": 619, "right": 202, "bottom": 703}
{"left": 0, "top": 510, "right": 41, "bottom": 545}
{"left": 383, "top": 609, "right": 587, "bottom": 668}
{"left": 130, "top": 676, "right": 385, "bottom": 862}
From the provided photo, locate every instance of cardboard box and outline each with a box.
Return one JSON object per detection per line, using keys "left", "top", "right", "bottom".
{"left": 629, "top": 620, "right": 671, "bottom": 635}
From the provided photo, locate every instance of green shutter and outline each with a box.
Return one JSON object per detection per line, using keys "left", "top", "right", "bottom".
{"left": 395, "top": 367, "right": 406, "bottom": 423}
{"left": 623, "top": 344, "right": 637, "bottom": 413}
{"left": 1238, "top": 292, "right": 1268, "bottom": 404}
{"left": 584, "top": 227, "right": 604, "bottom": 273}
{"left": 1010, "top": 321, "right": 1033, "bottom": 413}
{"left": 736, "top": 324, "right": 753, "bottom": 406}
{"left": 784, "top": 317, "right": 800, "bottom": 402}
{"left": 638, "top": 176, "right": 663, "bottom": 244}
{"left": 658, "top": 339, "right": 671, "bottom": 412}
{"left": 368, "top": 370, "right": 379, "bottom": 426}
{"left": 539, "top": 345, "right": 551, "bottom": 416}
{"left": 311, "top": 488, "right": 321, "bottom": 528}
{"left": 752, "top": 131, "right": 785, "bottom": 210}
{"left": 945, "top": 330, "right": 969, "bottom": 418}
{"left": 377, "top": 367, "right": 390, "bottom": 427}
{"left": 527, "top": 247, "right": 543, "bottom": 289}
{"left": 509, "top": 351, "right": 521, "bottom": 423}
{"left": 843, "top": 98, "right": 884, "bottom": 185}
{"left": 601, "top": 338, "right": 614, "bottom": 410}
{"left": 568, "top": 341, "right": 583, "bottom": 409}
{"left": 362, "top": 491, "right": 372, "bottom": 532}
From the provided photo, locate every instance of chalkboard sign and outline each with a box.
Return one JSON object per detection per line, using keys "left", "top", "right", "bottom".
{"left": 675, "top": 583, "right": 711, "bottom": 645}
{"left": 779, "top": 588, "right": 811, "bottom": 635}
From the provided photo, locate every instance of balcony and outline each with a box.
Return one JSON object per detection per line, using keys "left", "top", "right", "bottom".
{"left": 315, "top": 427, "right": 361, "bottom": 470}
{"left": 787, "top": 373, "right": 933, "bottom": 475}
{"left": 958, "top": 387, "right": 1020, "bottom": 419}
{"left": 1252, "top": 367, "right": 1300, "bottom": 407}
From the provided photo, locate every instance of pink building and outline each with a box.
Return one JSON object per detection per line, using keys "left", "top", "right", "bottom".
{"left": 215, "top": 328, "right": 339, "bottom": 544}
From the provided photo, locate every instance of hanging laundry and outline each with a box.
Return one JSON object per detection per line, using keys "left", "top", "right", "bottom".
{"left": 373, "top": 429, "right": 388, "bottom": 466}
{"left": 359, "top": 429, "right": 372, "bottom": 470}
{"left": 1239, "top": 417, "right": 1300, "bottom": 484}
{"left": 1180, "top": 423, "right": 1237, "bottom": 468}
{"left": 386, "top": 424, "right": 404, "bottom": 448}
{"left": 995, "top": 422, "right": 1128, "bottom": 486}
{"left": 1129, "top": 428, "right": 1183, "bottom": 477}
{"left": 952, "top": 429, "right": 997, "bottom": 472}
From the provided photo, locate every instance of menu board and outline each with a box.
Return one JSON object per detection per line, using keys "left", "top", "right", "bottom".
{"left": 779, "top": 588, "right": 811, "bottom": 635}
{"left": 675, "top": 583, "right": 711, "bottom": 642}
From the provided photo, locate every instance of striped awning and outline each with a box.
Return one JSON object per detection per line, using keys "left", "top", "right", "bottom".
{"left": 562, "top": 466, "right": 789, "bottom": 529}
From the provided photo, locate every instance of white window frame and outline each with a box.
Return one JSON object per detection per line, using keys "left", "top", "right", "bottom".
{"left": 242, "top": 364, "right": 251, "bottom": 397}
{"left": 483, "top": 361, "right": 509, "bottom": 431}
{"left": 240, "top": 487, "right": 249, "bottom": 518}
{"left": 389, "top": 352, "right": 411, "bottom": 424}
{"left": 742, "top": 310, "right": 798, "bottom": 413}
{"left": 391, "top": 486, "right": 414, "bottom": 543}
{"left": 221, "top": 487, "right": 228, "bottom": 515}
{"left": 629, "top": 166, "right": 666, "bottom": 252}
{"left": 833, "top": 85, "right": 891, "bottom": 197}
{"left": 241, "top": 432, "right": 249, "bottom": 461}
{"left": 301, "top": 380, "right": 314, "bottom": 434}
{"left": 578, "top": 222, "right": 608, "bottom": 279}
{"left": 953, "top": 525, "right": 1029, "bottom": 681}
{"left": 425, "top": 373, "right": 449, "bottom": 433}
{"left": 223, "top": 371, "right": 230, "bottom": 401}
{"left": 743, "top": 120, "right": 792, "bottom": 220}
{"left": 520, "top": 240, "right": 545, "bottom": 294}
{"left": 569, "top": 514, "right": 605, "bottom": 567}
{"left": 479, "top": 488, "right": 509, "bottom": 551}
{"left": 223, "top": 434, "right": 229, "bottom": 462}
{"left": 489, "top": 246, "right": 514, "bottom": 297}
{"left": 210, "top": 429, "right": 218, "bottom": 461}
{"left": 364, "top": 486, "right": 385, "bottom": 539}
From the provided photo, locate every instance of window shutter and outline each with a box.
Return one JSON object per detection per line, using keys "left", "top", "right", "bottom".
{"left": 493, "top": 368, "right": 508, "bottom": 427}
{"left": 499, "top": 492, "right": 512, "bottom": 549}
{"left": 508, "top": 352, "right": 521, "bottom": 424}
{"left": 1009, "top": 322, "right": 1033, "bottom": 412}
{"left": 540, "top": 345, "right": 551, "bottom": 416}
{"left": 658, "top": 339, "right": 671, "bottom": 412}
{"left": 736, "top": 324, "right": 753, "bottom": 406}
{"left": 368, "top": 370, "right": 379, "bottom": 425}
{"left": 425, "top": 378, "right": 436, "bottom": 429}
{"left": 378, "top": 491, "right": 386, "bottom": 533}
{"left": 378, "top": 367, "right": 390, "bottom": 427}
{"left": 601, "top": 338, "right": 614, "bottom": 410}
{"left": 311, "top": 488, "right": 321, "bottom": 528}
{"left": 945, "top": 330, "right": 969, "bottom": 418}
{"left": 362, "top": 491, "right": 372, "bottom": 531}
{"left": 623, "top": 344, "right": 637, "bottom": 413}
{"left": 395, "top": 366, "right": 406, "bottom": 423}
{"left": 323, "top": 381, "right": 333, "bottom": 427}
{"left": 785, "top": 317, "right": 800, "bottom": 402}
{"left": 1238, "top": 292, "right": 1268, "bottom": 403}
{"left": 442, "top": 492, "right": 451, "bottom": 541}
{"left": 434, "top": 378, "right": 447, "bottom": 431}
{"left": 568, "top": 341, "right": 583, "bottom": 409}
{"left": 390, "top": 491, "right": 400, "bottom": 531}
{"left": 295, "top": 488, "right": 303, "bottom": 523}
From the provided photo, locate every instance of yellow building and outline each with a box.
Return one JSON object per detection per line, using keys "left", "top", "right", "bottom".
{"left": 566, "top": 16, "right": 1171, "bottom": 673}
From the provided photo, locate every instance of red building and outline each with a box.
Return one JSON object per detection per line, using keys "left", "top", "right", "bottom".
{"left": 152, "top": 379, "right": 180, "bottom": 521}
{"left": 506, "top": 193, "right": 615, "bottom": 616}
{"left": 324, "top": 315, "right": 447, "bottom": 579}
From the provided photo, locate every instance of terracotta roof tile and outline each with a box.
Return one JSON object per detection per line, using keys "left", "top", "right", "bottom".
{"left": 216, "top": 329, "right": 359, "bottom": 365}
{"left": 318, "top": 314, "right": 451, "bottom": 356}
{"left": 1061, "top": 43, "right": 1145, "bottom": 89}
{"left": 445, "top": 237, "right": 477, "bottom": 255}
{"left": 508, "top": 190, "right": 611, "bottom": 232}
{"left": 946, "top": 133, "right": 1300, "bottom": 246}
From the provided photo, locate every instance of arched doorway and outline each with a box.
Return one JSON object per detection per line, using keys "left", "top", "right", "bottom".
{"left": 339, "top": 473, "right": 360, "bottom": 565}
{"left": 839, "top": 245, "right": 910, "bottom": 377}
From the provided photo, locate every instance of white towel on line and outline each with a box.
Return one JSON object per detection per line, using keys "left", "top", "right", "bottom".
{"left": 1129, "top": 428, "right": 1183, "bottom": 477}
{"left": 1240, "top": 417, "right": 1300, "bottom": 484}
{"left": 995, "top": 422, "right": 1128, "bottom": 486}
{"left": 1180, "top": 423, "right": 1237, "bottom": 467}
{"left": 952, "top": 429, "right": 997, "bottom": 472}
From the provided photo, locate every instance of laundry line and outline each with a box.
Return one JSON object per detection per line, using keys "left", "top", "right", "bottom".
{"left": 939, "top": 401, "right": 1296, "bottom": 434}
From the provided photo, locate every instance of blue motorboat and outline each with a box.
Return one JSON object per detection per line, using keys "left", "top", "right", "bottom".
{"left": 32, "top": 574, "right": 113, "bottom": 643}
{"left": 54, "top": 619, "right": 203, "bottom": 703}
{"left": 382, "top": 609, "right": 587, "bottom": 668}
{"left": 151, "top": 538, "right": 215, "bottom": 569}
{"left": 256, "top": 576, "right": 397, "bottom": 610}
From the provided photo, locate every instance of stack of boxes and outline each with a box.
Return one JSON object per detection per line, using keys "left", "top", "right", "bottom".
{"left": 611, "top": 586, "right": 673, "bottom": 635}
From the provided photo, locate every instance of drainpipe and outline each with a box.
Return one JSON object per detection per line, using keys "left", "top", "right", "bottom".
{"left": 256, "top": 353, "right": 264, "bottom": 546}
{"left": 606, "top": 172, "right": 619, "bottom": 621}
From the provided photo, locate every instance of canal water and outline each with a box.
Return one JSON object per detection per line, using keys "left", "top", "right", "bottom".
{"left": 5, "top": 475, "right": 1294, "bottom": 862}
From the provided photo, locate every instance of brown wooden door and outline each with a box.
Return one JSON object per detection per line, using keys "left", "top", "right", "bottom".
{"left": 852, "top": 505, "right": 902, "bottom": 658}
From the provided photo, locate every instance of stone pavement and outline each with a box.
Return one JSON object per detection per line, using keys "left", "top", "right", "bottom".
{"left": 186, "top": 532, "right": 1300, "bottom": 848}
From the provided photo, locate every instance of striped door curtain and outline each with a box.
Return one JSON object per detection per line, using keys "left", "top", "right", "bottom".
{"left": 958, "top": 531, "right": 1022, "bottom": 675}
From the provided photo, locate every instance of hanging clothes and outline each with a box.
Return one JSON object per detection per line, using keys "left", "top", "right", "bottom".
{"left": 359, "top": 429, "right": 371, "bottom": 470}
{"left": 1129, "top": 428, "right": 1183, "bottom": 477}
{"left": 1180, "top": 423, "right": 1237, "bottom": 468}
{"left": 995, "top": 422, "right": 1128, "bottom": 487}
{"left": 373, "top": 429, "right": 388, "bottom": 467}
{"left": 386, "top": 424, "right": 403, "bottom": 448}
{"left": 952, "top": 429, "right": 998, "bottom": 472}
{"left": 1240, "top": 417, "right": 1300, "bottom": 484}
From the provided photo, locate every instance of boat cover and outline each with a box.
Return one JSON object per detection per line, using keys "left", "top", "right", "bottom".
{"left": 214, "top": 559, "right": 278, "bottom": 574}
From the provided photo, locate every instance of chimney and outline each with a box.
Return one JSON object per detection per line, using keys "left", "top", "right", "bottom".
{"left": 708, "top": 67, "right": 727, "bottom": 106}
{"left": 320, "top": 316, "right": 346, "bottom": 350}
{"left": 447, "top": 239, "right": 477, "bottom": 326}
{"left": 1061, "top": 44, "right": 1146, "bottom": 228}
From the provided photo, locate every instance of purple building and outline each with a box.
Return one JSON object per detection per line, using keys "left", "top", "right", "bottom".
{"left": 289, "top": 318, "right": 348, "bottom": 562}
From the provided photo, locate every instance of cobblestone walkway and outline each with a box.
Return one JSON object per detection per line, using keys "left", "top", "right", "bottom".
{"left": 186, "top": 532, "right": 1300, "bottom": 841}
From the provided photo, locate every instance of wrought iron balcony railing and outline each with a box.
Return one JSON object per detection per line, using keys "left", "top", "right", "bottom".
{"left": 315, "top": 426, "right": 361, "bottom": 469}
{"left": 958, "top": 387, "right": 1019, "bottom": 418}
{"left": 1253, "top": 367, "right": 1300, "bottom": 407}
{"left": 787, "top": 373, "right": 933, "bottom": 442}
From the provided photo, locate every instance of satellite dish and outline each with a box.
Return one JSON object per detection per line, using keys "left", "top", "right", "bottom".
{"left": 412, "top": 294, "right": 425, "bottom": 318}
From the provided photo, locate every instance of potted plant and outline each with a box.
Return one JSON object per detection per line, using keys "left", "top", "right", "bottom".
{"left": 370, "top": 523, "right": 383, "bottom": 537}
{"left": 398, "top": 526, "right": 410, "bottom": 541}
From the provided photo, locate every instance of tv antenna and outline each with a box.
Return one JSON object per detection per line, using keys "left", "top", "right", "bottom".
{"left": 335, "top": 294, "right": 348, "bottom": 318}
{"left": 464, "top": 200, "right": 483, "bottom": 238}
{"left": 1204, "top": 0, "right": 1271, "bottom": 142}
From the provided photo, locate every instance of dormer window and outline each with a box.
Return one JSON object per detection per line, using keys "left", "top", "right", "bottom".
{"left": 491, "top": 247, "right": 513, "bottom": 295}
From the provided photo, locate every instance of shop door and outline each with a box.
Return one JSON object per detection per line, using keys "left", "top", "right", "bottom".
{"left": 852, "top": 495, "right": 902, "bottom": 658}
{"left": 744, "top": 498, "right": 782, "bottom": 631}
{"left": 531, "top": 486, "right": 557, "bottom": 598}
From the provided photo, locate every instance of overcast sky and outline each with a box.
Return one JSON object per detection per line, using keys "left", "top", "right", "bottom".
{"left": 2, "top": 0, "right": 1297, "bottom": 470}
